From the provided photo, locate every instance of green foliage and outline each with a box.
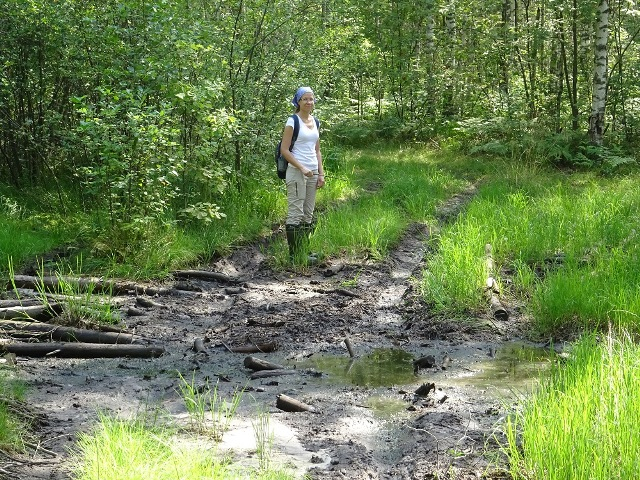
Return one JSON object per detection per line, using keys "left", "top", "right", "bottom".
{"left": 456, "top": 117, "right": 639, "bottom": 174}
{"left": 505, "top": 331, "right": 640, "bottom": 480}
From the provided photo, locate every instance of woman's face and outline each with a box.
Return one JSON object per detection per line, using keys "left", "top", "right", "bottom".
{"left": 298, "top": 93, "right": 315, "bottom": 112}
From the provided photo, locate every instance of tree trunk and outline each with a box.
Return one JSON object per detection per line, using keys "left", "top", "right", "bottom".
{"left": 588, "top": 0, "right": 609, "bottom": 146}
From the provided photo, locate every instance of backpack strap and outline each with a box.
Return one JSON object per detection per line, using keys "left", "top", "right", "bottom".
{"left": 290, "top": 115, "right": 300, "bottom": 151}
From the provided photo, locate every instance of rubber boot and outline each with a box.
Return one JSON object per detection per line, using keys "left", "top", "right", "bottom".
{"left": 285, "top": 224, "right": 300, "bottom": 262}
{"left": 286, "top": 224, "right": 317, "bottom": 265}
{"left": 301, "top": 222, "right": 320, "bottom": 261}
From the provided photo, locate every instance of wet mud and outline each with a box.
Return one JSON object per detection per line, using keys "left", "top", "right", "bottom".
{"left": 3, "top": 188, "right": 553, "bottom": 480}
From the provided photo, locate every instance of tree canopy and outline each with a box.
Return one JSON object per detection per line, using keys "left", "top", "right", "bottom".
{"left": 1, "top": 0, "right": 639, "bottom": 223}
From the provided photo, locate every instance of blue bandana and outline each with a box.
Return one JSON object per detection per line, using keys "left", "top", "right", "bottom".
{"left": 292, "top": 86, "right": 314, "bottom": 107}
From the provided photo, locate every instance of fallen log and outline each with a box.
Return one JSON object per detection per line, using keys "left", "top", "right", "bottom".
{"left": 127, "top": 307, "right": 146, "bottom": 317}
{"left": 246, "top": 319, "right": 285, "bottom": 328}
{"left": 172, "top": 270, "right": 240, "bottom": 284}
{"left": 484, "top": 244, "right": 509, "bottom": 321}
{"left": 244, "top": 356, "right": 285, "bottom": 371}
{"left": 0, "top": 299, "right": 42, "bottom": 308}
{"left": 0, "top": 320, "right": 136, "bottom": 344}
{"left": 135, "top": 297, "right": 167, "bottom": 309}
{"left": 174, "top": 282, "right": 202, "bottom": 292}
{"left": 315, "top": 288, "right": 359, "bottom": 298}
{"left": 250, "top": 369, "right": 296, "bottom": 380}
{"left": 0, "top": 341, "right": 164, "bottom": 358}
{"left": 0, "top": 304, "right": 62, "bottom": 321}
{"left": 8, "top": 275, "right": 172, "bottom": 296}
{"left": 276, "top": 393, "right": 315, "bottom": 413}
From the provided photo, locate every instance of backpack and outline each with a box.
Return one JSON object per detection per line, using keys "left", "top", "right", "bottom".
{"left": 275, "top": 115, "right": 320, "bottom": 179}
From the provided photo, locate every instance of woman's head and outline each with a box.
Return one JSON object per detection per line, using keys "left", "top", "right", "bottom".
{"left": 292, "top": 86, "right": 315, "bottom": 112}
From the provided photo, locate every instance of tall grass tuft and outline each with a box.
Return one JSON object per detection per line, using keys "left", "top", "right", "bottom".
{"left": 420, "top": 217, "right": 487, "bottom": 314}
{"left": 71, "top": 413, "right": 297, "bottom": 480}
{"left": 176, "top": 373, "right": 243, "bottom": 440}
{"left": 0, "top": 369, "right": 28, "bottom": 451}
{"left": 418, "top": 165, "right": 640, "bottom": 334}
{"left": 504, "top": 329, "right": 640, "bottom": 479}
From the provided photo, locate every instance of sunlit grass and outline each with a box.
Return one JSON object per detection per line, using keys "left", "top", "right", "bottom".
{"left": 418, "top": 164, "right": 640, "bottom": 334}
{"left": 70, "top": 414, "right": 296, "bottom": 480}
{"left": 0, "top": 215, "right": 73, "bottom": 276}
{"left": 312, "top": 146, "right": 466, "bottom": 261}
{"left": 504, "top": 330, "right": 640, "bottom": 480}
{"left": 420, "top": 217, "right": 487, "bottom": 314}
{"left": 176, "top": 372, "right": 243, "bottom": 439}
{"left": 0, "top": 369, "right": 29, "bottom": 451}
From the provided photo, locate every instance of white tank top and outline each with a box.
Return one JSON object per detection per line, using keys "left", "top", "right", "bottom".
{"left": 286, "top": 115, "right": 319, "bottom": 171}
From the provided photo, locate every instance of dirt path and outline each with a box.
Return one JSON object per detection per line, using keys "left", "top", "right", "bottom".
{"left": 4, "top": 186, "right": 537, "bottom": 480}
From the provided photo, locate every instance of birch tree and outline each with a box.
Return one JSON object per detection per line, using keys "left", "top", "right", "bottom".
{"left": 588, "top": 0, "right": 610, "bottom": 145}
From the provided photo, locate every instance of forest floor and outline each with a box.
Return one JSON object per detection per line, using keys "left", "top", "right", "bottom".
{"left": 3, "top": 186, "right": 554, "bottom": 480}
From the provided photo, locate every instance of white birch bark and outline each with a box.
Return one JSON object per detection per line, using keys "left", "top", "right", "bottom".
{"left": 589, "top": 0, "right": 609, "bottom": 145}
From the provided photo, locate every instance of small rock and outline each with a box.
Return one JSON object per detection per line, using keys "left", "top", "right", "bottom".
{"left": 413, "top": 355, "right": 436, "bottom": 372}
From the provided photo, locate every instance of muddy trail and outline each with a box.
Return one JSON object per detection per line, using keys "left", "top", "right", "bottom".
{"left": 2, "top": 186, "right": 549, "bottom": 480}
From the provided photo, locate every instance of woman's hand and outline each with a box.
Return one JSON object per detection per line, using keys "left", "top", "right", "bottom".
{"left": 302, "top": 168, "right": 314, "bottom": 178}
{"left": 316, "top": 174, "right": 325, "bottom": 188}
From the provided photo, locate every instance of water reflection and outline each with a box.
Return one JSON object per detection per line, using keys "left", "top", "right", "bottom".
{"left": 296, "top": 348, "right": 415, "bottom": 387}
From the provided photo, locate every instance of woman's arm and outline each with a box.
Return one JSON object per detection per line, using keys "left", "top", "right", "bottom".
{"left": 315, "top": 140, "right": 325, "bottom": 188}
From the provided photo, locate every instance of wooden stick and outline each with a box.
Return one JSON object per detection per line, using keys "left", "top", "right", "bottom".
{"left": 172, "top": 270, "right": 240, "bottom": 284}
{"left": 344, "top": 337, "right": 355, "bottom": 357}
{"left": 243, "top": 356, "right": 285, "bottom": 371}
{"left": 8, "top": 275, "right": 171, "bottom": 296}
{"left": 135, "top": 297, "right": 167, "bottom": 309}
{"left": 484, "top": 244, "right": 509, "bottom": 321}
{"left": 0, "top": 304, "right": 62, "bottom": 321}
{"left": 227, "top": 342, "right": 278, "bottom": 353}
{"left": 276, "top": 393, "right": 315, "bottom": 412}
{"left": 250, "top": 369, "right": 297, "bottom": 380}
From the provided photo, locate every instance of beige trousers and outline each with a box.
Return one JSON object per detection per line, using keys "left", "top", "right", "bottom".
{"left": 285, "top": 167, "right": 318, "bottom": 225}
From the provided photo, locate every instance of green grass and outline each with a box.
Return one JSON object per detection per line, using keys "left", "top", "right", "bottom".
{"left": 312, "top": 146, "right": 467, "bottom": 260}
{"left": 0, "top": 145, "right": 466, "bottom": 277}
{"left": 0, "top": 215, "right": 75, "bottom": 274}
{"left": 176, "top": 372, "right": 243, "bottom": 439}
{"left": 70, "top": 414, "right": 296, "bottom": 480}
{"left": 0, "top": 368, "right": 29, "bottom": 451}
{"left": 504, "top": 330, "right": 640, "bottom": 479}
{"left": 418, "top": 163, "right": 640, "bottom": 335}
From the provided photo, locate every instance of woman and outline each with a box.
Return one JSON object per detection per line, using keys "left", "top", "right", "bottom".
{"left": 279, "top": 86, "right": 325, "bottom": 263}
